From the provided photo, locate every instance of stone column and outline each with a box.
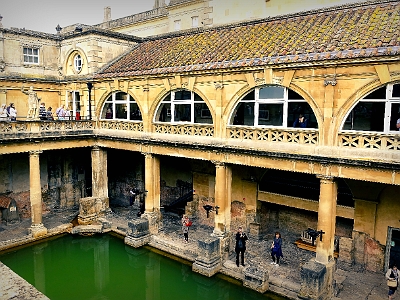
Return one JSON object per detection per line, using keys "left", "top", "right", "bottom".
{"left": 213, "top": 162, "right": 232, "bottom": 236}
{"left": 316, "top": 175, "right": 337, "bottom": 264}
{"left": 299, "top": 175, "right": 337, "bottom": 300}
{"left": 91, "top": 146, "right": 108, "bottom": 199}
{"left": 29, "top": 151, "right": 47, "bottom": 238}
{"left": 142, "top": 153, "right": 161, "bottom": 234}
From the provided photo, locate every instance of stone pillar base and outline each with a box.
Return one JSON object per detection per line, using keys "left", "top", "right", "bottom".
{"left": 299, "top": 259, "right": 335, "bottom": 300}
{"left": 78, "top": 213, "right": 97, "bottom": 225}
{"left": 124, "top": 235, "right": 151, "bottom": 248}
{"left": 124, "top": 219, "right": 151, "bottom": 248}
{"left": 192, "top": 236, "right": 222, "bottom": 277}
{"left": 29, "top": 223, "right": 48, "bottom": 238}
{"left": 141, "top": 211, "right": 161, "bottom": 234}
{"left": 243, "top": 267, "right": 269, "bottom": 293}
{"left": 192, "top": 256, "right": 222, "bottom": 277}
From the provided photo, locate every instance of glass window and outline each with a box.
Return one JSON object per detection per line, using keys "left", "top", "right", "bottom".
{"left": 230, "top": 85, "right": 317, "bottom": 129}
{"left": 23, "top": 47, "right": 39, "bottom": 64}
{"left": 192, "top": 16, "right": 199, "bottom": 28}
{"left": 100, "top": 92, "right": 142, "bottom": 121}
{"left": 155, "top": 90, "right": 212, "bottom": 124}
{"left": 342, "top": 83, "right": 400, "bottom": 133}
{"left": 174, "top": 20, "right": 181, "bottom": 31}
{"left": 74, "top": 54, "right": 82, "bottom": 72}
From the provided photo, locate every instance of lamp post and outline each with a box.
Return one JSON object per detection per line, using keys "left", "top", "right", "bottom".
{"left": 87, "top": 82, "right": 93, "bottom": 120}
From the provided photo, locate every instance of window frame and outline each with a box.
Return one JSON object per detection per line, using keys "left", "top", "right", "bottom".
{"left": 231, "top": 85, "right": 316, "bottom": 129}
{"left": 23, "top": 47, "right": 39, "bottom": 65}
{"left": 73, "top": 54, "right": 82, "bottom": 73}
{"left": 341, "top": 83, "right": 400, "bottom": 133}
{"left": 100, "top": 91, "right": 142, "bottom": 121}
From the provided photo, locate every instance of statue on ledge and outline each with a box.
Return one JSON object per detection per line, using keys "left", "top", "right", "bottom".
{"left": 21, "top": 85, "right": 41, "bottom": 119}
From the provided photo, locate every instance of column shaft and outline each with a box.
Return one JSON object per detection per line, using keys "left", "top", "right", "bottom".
{"left": 214, "top": 162, "right": 231, "bottom": 235}
{"left": 316, "top": 176, "right": 337, "bottom": 264}
{"left": 144, "top": 153, "right": 160, "bottom": 212}
{"left": 91, "top": 147, "right": 108, "bottom": 198}
{"left": 29, "top": 151, "right": 42, "bottom": 225}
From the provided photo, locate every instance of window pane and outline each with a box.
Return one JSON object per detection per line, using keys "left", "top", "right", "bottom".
{"left": 23, "top": 48, "right": 28, "bottom": 54}
{"left": 242, "top": 91, "right": 255, "bottom": 100}
{"left": 288, "top": 89, "right": 303, "bottom": 100}
{"left": 259, "top": 86, "right": 284, "bottom": 99}
{"left": 116, "top": 92, "right": 128, "bottom": 101}
{"left": 102, "top": 104, "right": 113, "bottom": 119}
{"left": 343, "top": 102, "right": 385, "bottom": 131}
{"left": 231, "top": 102, "right": 255, "bottom": 126}
{"left": 288, "top": 102, "right": 317, "bottom": 128}
{"left": 390, "top": 103, "right": 400, "bottom": 131}
{"left": 115, "top": 104, "right": 127, "bottom": 119}
{"left": 195, "top": 103, "right": 212, "bottom": 124}
{"left": 174, "top": 90, "right": 191, "bottom": 100}
{"left": 259, "top": 103, "right": 282, "bottom": 126}
{"left": 174, "top": 104, "right": 191, "bottom": 121}
{"left": 33, "top": 49, "right": 38, "bottom": 55}
{"left": 364, "top": 87, "right": 386, "bottom": 99}
{"left": 130, "top": 103, "right": 142, "bottom": 121}
{"left": 34, "top": 57, "right": 38, "bottom": 63}
{"left": 393, "top": 84, "right": 400, "bottom": 98}
{"left": 156, "top": 103, "right": 171, "bottom": 122}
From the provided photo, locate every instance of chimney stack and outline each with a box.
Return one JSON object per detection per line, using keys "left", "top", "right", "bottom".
{"left": 103, "top": 7, "right": 111, "bottom": 22}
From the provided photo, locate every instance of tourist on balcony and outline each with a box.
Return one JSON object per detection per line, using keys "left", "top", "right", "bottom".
{"left": 293, "top": 114, "right": 308, "bottom": 128}
{"left": 105, "top": 107, "right": 113, "bottom": 119}
{"left": 46, "top": 107, "right": 54, "bottom": 120}
{"left": 386, "top": 264, "right": 399, "bottom": 300}
{"left": 39, "top": 102, "right": 46, "bottom": 120}
{"left": 271, "top": 231, "right": 283, "bottom": 266}
{"left": 0, "top": 104, "right": 8, "bottom": 121}
{"left": 56, "top": 104, "right": 66, "bottom": 120}
{"left": 235, "top": 226, "right": 248, "bottom": 267}
{"left": 64, "top": 106, "right": 71, "bottom": 120}
{"left": 8, "top": 103, "right": 17, "bottom": 121}
{"left": 396, "top": 114, "right": 400, "bottom": 131}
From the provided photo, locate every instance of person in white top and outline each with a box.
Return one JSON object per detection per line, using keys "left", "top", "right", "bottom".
{"left": 8, "top": 103, "right": 17, "bottom": 121}
{"left": 386, "top": 264, "right": 399, "bottom": 300}
{"left": 0, "top": 104, "right": 8, "bottom": 120}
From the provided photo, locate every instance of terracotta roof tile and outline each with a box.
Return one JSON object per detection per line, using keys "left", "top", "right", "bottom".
{"left": 95, "top": 1, "right": 400, "bottom": 78}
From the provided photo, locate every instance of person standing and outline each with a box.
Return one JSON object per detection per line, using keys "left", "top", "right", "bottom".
{"left": 0, "top": 104, "right": 8, "bottom": 120}
{"left": 56, "top": 104, "right": 65, "bottom": 120}
{"left": 293, "top": 114, "right": 309, "bottom": 128}
{"left": 386, "top": 264, "right": 399, "bottom": 300}
{"left": 235, "top": 226, "right": 248, "bottom": 267}
{"left": 8, "top": 103, "right": 17, "bottom": 121}
{"left": 46, "top": 107, "right": 54, "bottom": 120}
{"left": 271, "top": 231, "right": 283, "bottom": 266}
{"left": 181, "top": 215, "right": 191, "bottom": 243}
{"left": 39, "top": 102, "right": 46, "bottom": 120}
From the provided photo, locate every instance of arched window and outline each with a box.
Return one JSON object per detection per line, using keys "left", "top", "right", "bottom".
{"left": 74, "top": 54, "right": 82, "bottom": 73}
{"left": 155, "top": 90, "right": 212, "bottom": 124}
{"left": 230, "top": 85, "right": 317, "bottom": 128}
{"left": 100, "top": 92, "right": 142, "bottom": 121}
{"left": 342, "top": 83, "right": 400, "bottom": 133}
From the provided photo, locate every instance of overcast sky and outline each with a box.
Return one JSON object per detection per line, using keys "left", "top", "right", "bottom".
{"left": 0, "top": 1, "right": 154, "bottom": 33}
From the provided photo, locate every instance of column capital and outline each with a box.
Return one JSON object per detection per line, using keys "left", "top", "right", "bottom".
{"left": 92, "top": 145, "right": 101, "bottom": 151}
{"left": 212, "top": 160, "right": 225, "bottom": 167}
{"left": 142, "top": 152, "right": 153, "bottom": 159}
{"left": 29, "top": 150, "right": 43, "bottom": 155}
{"left": 316, "top": 174, "right": 334, "bottom": 183}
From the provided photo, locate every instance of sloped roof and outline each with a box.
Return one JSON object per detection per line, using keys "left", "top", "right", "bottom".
{"left": 95, "top": 0, "right": 400, "bottom": 79}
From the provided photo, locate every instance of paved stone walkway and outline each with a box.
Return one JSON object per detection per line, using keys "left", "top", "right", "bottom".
{"left": 0, "top": 207, "right": 392, "bottom": 300}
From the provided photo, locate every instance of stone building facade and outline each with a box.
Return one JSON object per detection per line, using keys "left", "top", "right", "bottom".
{"left": 0, "top": 0, "right": 400, "bottom": 299}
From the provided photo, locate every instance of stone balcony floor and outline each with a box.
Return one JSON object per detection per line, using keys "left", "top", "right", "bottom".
{"left": 0, "top": 206, "right": 390, "bottom": 300}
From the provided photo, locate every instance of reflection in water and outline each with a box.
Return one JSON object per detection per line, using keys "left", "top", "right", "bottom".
{"left": 0, "top": 234, "right": 283, "bottom": 300}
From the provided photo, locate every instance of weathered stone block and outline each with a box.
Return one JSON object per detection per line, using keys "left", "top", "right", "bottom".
{"left": 339, "top": 236, "right": 354, "bottom": 263}
{"left": 128, "top": 218, "right": 150, "bottom": 238}
{"left": 192, "top": 236, "right": 222, "bottom": 277}
{"left": 249, "top": 222, "right": 261, "bottom": 240}
{"left": 243, "top": 266, "right": 269, "bottom": 293}
{"left": 299, "top": 260, "right": 335, "bottom": 300}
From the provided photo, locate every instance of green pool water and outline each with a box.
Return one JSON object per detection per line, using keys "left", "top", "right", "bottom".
{"left": 0, "top": 234, "right": 286, "bottom": 300}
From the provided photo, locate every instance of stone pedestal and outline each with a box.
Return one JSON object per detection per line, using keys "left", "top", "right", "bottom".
{"left": 78, "top": 197, "right": 109, "bottom": 225}
{"left": 243, "top": 267, "right": 269, "bottom": 293}
{"left": 29, "top": 223, "right": 48, "bottom": 238}
{"left": 141, "top": 211, "right": 161, "bottom": 234}
{"left": 299, "top": 259, "right": 335, "bottom": 300}
{"left": 124, "top": 218, "right": 151, "bottom": 248}
{"left": 192, "top": 236, "right": 222, "bottom": 277}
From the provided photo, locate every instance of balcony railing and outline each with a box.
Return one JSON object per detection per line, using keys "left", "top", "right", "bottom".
{"left": 338, "top": 132, "right": 400, "bottom": 150}
{"left": 153, "top": 123, "right": 214, "bottom": 137}
{"left": 227, "top": 126, "right": 319, "bottom": 145}
{"left": 99, "top": 120, "right": 143, "bottom": 132}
